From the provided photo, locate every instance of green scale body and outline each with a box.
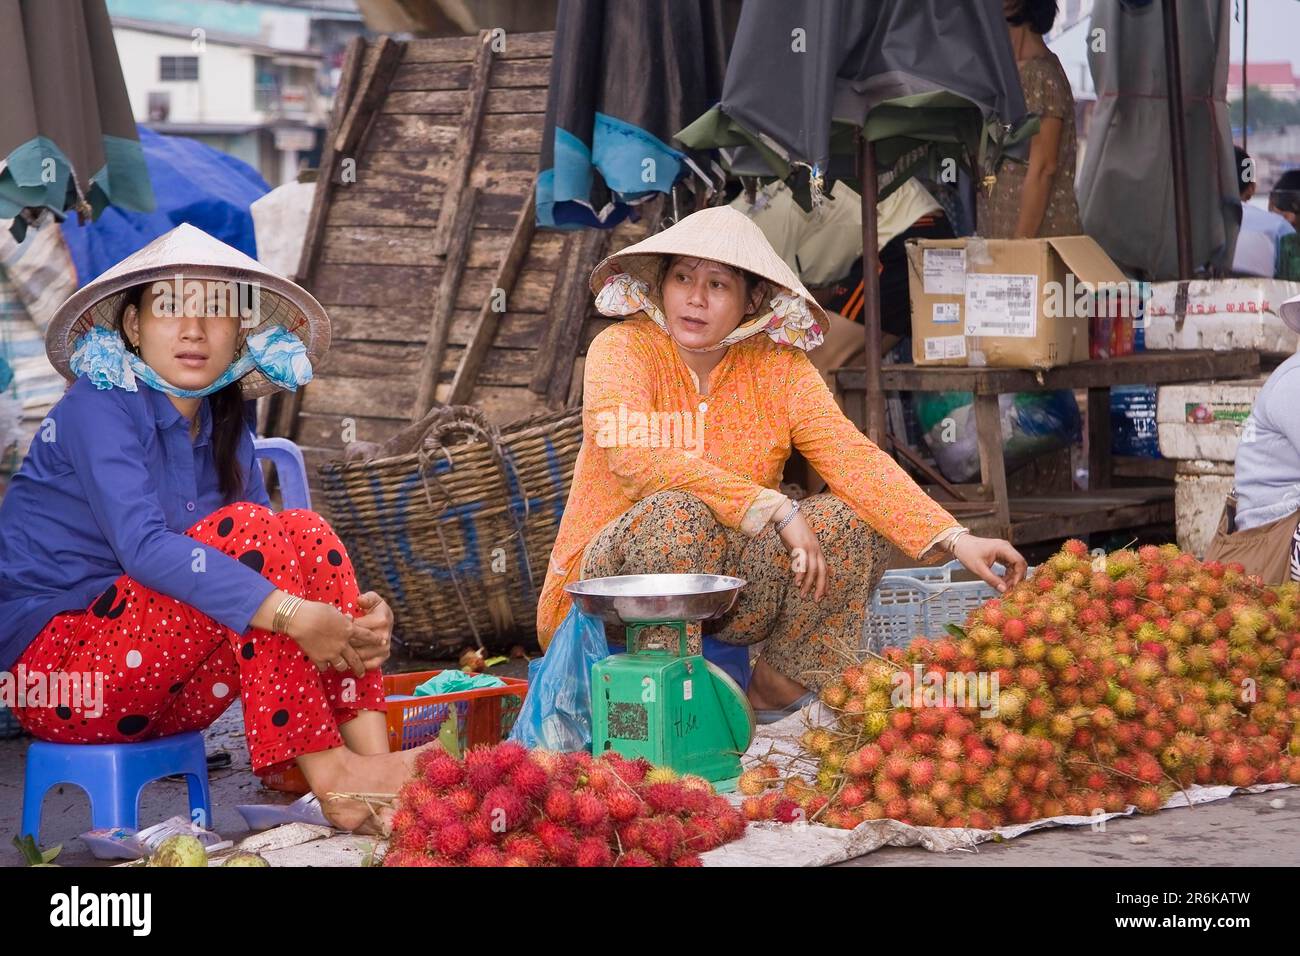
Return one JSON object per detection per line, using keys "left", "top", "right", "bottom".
{"left": 590, "top": 620, "right": 755, "bottom": 792}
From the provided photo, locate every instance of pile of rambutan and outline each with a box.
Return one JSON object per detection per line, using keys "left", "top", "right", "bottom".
{"left": 382, "top": 741, "right": 746, "bottom": 866}
{"left": 742, "top": 541, "right": 1300, "bottom": 830}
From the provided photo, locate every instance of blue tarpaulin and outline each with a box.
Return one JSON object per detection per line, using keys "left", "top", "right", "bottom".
{"left": 61, "top": 126, "right": 269, "bottom": 285}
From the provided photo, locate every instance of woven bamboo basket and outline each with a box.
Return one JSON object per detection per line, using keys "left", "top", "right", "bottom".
{"left": 319, "top": 404, "right": 583, "bottom": 657}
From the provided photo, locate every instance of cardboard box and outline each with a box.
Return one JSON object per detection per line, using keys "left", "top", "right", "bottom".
{"left": 906, "top": 236, "right": 1129, "bottom": 369}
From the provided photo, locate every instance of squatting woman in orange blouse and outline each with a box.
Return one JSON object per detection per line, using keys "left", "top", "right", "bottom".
{"left": 537, "top": 206, "right": 1026, "bottom": 719}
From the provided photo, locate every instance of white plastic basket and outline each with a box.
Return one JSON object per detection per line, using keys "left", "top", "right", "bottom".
{"left": 863, "top": 560, "right": 1030, "bottom": 652}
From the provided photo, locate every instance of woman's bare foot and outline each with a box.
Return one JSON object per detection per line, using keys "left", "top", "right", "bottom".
{"left": 746, "top": 658, "right": 812, "bottom": 710}
{"left": 296, "top": 741, "right": 441, "bottom": 832}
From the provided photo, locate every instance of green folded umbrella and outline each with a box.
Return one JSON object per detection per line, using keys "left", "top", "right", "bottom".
{"left": 0, "top": 0, "right": 153, "bottom": 236}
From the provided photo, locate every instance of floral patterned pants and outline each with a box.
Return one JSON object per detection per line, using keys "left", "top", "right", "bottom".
{"left": 582, "top": 492, "right": 891, "bottom": 690}
{"left": 14, "top": 503, "right": 386, "bottom": 775}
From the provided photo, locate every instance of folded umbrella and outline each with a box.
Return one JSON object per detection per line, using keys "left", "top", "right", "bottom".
{"left": 537, "top": 0, "right": 730, "bottom": 229}
{"left": 0, "top": 0, "right": 153, "bottom": 237}
{"left": 676, "top": 0, "right": 1035, "bottom": 208}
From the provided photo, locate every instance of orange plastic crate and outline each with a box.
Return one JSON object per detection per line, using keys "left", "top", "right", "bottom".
{"left": 260, "top": 669, "right": 529, "bottom": 794}
{"left": 384, "top": 670, "right": 529, "bottom": 753}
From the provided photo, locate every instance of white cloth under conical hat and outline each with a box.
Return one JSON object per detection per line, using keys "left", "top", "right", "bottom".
{"left": 46, "top": 223, "right": 330, "bottom": 399}
{"left": 589, "top": 205, "right": 829, "bottom": 331}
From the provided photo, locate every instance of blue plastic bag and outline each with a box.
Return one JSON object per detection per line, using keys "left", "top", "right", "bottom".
{"left": 508, "top": 603, "right": 609, "bottom": 751}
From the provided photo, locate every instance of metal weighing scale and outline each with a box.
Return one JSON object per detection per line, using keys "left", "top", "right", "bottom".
{"left": 565, "top": 574, "right": 756, "bottom": 792}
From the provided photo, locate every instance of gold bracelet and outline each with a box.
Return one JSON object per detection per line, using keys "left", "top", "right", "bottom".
{"left": 271, "top": 596, "right": 289, "bottom": 633}
{"left": 272, "top": 594, "right": 304, "bottom": 634}
{"left": 278, "top": 596, "right": 304, "bottom": 633}
{"left": 284, "top": 595, "right": 305, "bottom": 632}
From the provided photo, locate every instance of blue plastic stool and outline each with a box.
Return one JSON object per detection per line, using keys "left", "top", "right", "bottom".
{"left": 22, "top": 731, "right": 212, "bottom": 841}
{"left": 254, "top": 436, "right": 312, "bottom": 510}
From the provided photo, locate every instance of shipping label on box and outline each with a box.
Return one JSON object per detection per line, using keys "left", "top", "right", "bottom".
{"left": 923, "top": 248, "right": 966, "bottom": 295}
{"left": 923, "top": 334, "right": 967, "bottom": 360}
{"left": 964, "top": 273, "right": 1038, "bottom": 337}
{"left": 932, "top": 302, "right": 960, "bottom": 324}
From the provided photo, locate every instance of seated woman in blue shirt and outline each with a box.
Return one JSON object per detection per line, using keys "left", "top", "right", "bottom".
{"left": 0, "top": 224, "right": 429, "bottom": 832}
{"left": 1214, "top": 292, "right": 1300, "bottom": 580}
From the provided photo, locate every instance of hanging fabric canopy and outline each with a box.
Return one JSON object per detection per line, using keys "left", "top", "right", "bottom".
{"left": 1075, "top": 0, "right": 1238, "bottom": 279}
{"left": 536, "top": 0, "right": 731, "bottom": 229}
{"left": 676, "top": 0, "right": 1035, "bottom": 208}
{"left": 0, "top": 0, "right": 153, "bottom": 238}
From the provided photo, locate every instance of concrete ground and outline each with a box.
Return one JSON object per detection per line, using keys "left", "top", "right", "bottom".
{"left": 3, "top": 650, "right": 1297, "bottom": 868}
{"left": 843, "top": 790, "right": 1300, "bottom": 867}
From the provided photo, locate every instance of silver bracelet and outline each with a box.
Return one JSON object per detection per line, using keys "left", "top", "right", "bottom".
{"left": 774, "top": 499, "right": 800, "bottom": 533}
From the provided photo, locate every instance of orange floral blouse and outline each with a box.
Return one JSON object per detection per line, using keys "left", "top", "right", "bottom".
{"left": 535, "top": 316, "right": 962, "bottom": 647}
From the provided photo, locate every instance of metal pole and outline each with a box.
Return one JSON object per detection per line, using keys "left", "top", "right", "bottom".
{"left": 1162, "top": 0, "right": 1194, "bottom": 279}
{"left": 858, "top": 136, "right": 885, "bottom": 446}
{"left": 1242, "top": 0, "right": 1248, "bottom": 154}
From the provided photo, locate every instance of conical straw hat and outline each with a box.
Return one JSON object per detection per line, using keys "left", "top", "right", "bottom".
{"left": 46, "top": 222, "right": 330, "bottom": 398}
{"left": 589, "top": 205, "right": 828, "bottom": 328}
{"left": 1282, "top": 293, "right": 1300, "bottom": 335}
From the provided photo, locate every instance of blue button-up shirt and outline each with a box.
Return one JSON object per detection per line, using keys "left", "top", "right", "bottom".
{"left": 0, "top": 376, "right": 276, "bottom": 671}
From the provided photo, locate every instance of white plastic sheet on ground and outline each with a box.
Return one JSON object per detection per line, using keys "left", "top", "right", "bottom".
{"left": 702, "top": 702, "right": 1295, "bottom": 867}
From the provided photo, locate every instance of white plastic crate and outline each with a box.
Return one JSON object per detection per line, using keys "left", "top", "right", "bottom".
{"left": 864, "top": 560, "right": 1028, "bottom": 652}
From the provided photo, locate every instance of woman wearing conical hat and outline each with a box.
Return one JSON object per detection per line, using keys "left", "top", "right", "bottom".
{"left": 540, "top": 206, "right": 1027, "bottom": 720}
{"left": 0, "top": 224, "right": 431, "bottom": 832}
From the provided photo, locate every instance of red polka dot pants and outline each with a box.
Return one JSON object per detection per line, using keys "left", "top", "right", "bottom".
{"left": 13, "top": 503, "right": 386, "bottom": 775}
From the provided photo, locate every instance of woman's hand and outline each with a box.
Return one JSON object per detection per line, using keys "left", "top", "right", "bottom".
{"left": 951, "top": 534, "right": 1028, "bottom": 594}
{"left": 348, "top": 591, "right": 393, "bottom": 670}
{"left": 775, "top": 505, "right": 827, "bottom": 601}
{"left": 286, "top": 600, "right": 367, "bottom": 677}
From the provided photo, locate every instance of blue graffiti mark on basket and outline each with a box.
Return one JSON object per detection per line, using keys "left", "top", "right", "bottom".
{"left": 388, "top": 465, "right": 485, "bottom": 583}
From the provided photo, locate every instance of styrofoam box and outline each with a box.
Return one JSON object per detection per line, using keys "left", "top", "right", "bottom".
{"left": 1174, "top": 459, "right": 1234, "bottom": 559}
{"left": 1144, "top": 278, "right": 1300, "bottom": 353}
{"left": 1156, "top": 377, "right": 1266, "bottom": 461}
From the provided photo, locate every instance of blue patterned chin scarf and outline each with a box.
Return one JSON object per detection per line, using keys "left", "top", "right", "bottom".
{"left": 68, "top": 325, "right": 313, "bottom": 397}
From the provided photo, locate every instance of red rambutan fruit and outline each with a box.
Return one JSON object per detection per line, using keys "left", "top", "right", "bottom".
{"left": 574, "top": 835, "right": 613, "bottom": 867}
{"left": 418, "top": 751, "right": 466, "bottom": 789}
{"left": 507, "top": 759, "right": 550, "bottom": 801}
{"left": 543, "top": 786, "right": 576, "bottom": 823}
{"left": 480, "top": 785, "right": 528, "bottom": 832}
{"left": 465, "top": 747, "right": 503, "bottom": 794}
{"left": 616, "top": 849, "right": 656, "bottom": 867}
{"left": 644, "top": 782, "right": 685, "bottom": 815}
{"left": 434, "top": 820, "right": 472, "bottom": 858}
{"left": 533, "top": 819, "right": 577, "bottom": 864}
{"left": 574, "top": 790, "right": 610, "bottom": 830}
{"left": 466, "top": 845, "right": 506, "bottom": 867}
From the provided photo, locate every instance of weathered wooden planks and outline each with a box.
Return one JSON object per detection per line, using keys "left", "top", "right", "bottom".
{"left": 413, "top": 186, "right": 479, "bottom": 419}
{"left": 431, "top": 33, "right": 496, "bottom": 258}
{"left": 277, "top": 30, "right": 655, "bottom": 470}
{"left": 448, "top": 189, "right": 537, "bottom": 404}
{"left": 368, "top": 113, "right": 544, "bottom": 154}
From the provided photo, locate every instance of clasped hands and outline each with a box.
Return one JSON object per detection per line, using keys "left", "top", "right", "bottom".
{"left": 285, "top": 590, "right": 394, "bottom": 677}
